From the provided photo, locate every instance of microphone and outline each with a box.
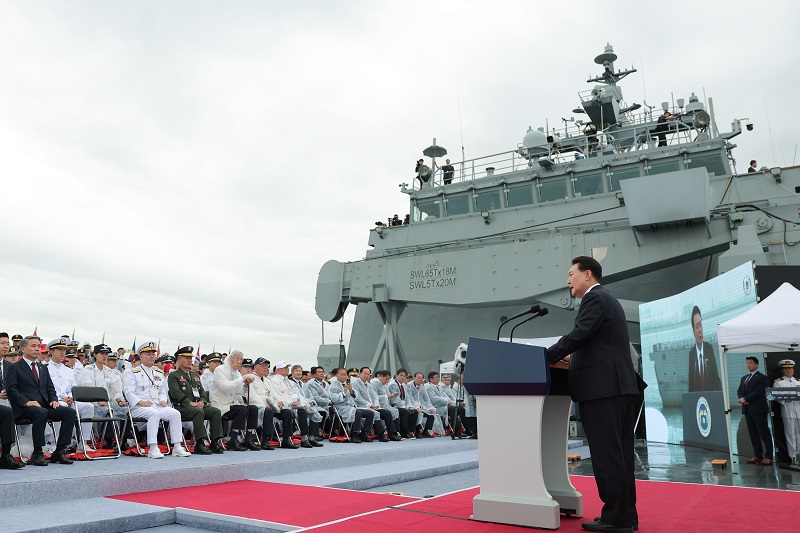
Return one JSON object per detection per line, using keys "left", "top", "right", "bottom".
{"left": 497, "top": 305, "right": 541, "bottom": 340}
{"left": 509, "top": 307, "right": 550, "bottom": 342}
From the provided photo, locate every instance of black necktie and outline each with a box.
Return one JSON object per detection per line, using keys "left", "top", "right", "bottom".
{"left": 744, "top": 373, "right": 752, "bottom": 391}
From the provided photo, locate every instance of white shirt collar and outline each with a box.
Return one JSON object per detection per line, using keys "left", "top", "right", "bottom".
{"left": 583, "top": 283, "right": 601, "bottom": 295}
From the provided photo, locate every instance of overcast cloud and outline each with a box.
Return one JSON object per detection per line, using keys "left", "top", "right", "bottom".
{"left": 1, "top": 1, "right": 797, "bottom": 368}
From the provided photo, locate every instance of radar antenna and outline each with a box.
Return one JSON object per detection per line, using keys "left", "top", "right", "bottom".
{"left": 587, "top": 43, "right": 636, "bottom": 85}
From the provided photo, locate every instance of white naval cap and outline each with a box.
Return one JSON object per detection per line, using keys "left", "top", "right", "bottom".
{"left": 779, "top": 359, "right": 795, "bottom": 368}
{"left": 46, "top": 337, "right": 70, "bottom": 350}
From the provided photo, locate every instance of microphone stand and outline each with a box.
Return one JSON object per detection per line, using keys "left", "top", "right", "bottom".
{"left": 497, "top": 306, "right": 540, "bottom": 340}
{"left": 509, "top": 308, "right": 550, "bottom": 343}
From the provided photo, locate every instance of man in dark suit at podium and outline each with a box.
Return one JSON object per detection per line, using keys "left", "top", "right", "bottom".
{"left": 5, "top": 336, "right": 77, "bottom": 466}
{"left": 548, "top": 256, "right": 641, "bottom": 533}
{"left": 737, "top": 356, "right": 773, "bottom": 465}
{"left": 687, "top": 306, "right": 722, "bottom": 392}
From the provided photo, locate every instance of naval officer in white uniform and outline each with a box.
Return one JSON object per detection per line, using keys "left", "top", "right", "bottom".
{"left": 46, "top": 337, "right": 95, "bottom": 450}
{"left": 773, "top": 359, "right": 800, "bottom": 464}
{"left": 124, "top": 341, "right": 190, "bottom": 459}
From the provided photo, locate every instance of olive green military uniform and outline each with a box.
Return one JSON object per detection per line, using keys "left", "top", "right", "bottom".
{"left": 167, "top": 367, "right": 223, "bottom": 441}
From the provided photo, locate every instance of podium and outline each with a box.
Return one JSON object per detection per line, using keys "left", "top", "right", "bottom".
{"left": 463, "top": 336, "right": 582, "bottom": 530}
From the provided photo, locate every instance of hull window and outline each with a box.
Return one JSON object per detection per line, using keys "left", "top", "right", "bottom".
{"left": 610, "top": 167, "right": 641, "bottom": 191}
{"left": 506, "top": 184, "right": 535, "bottom": 208}
{"left": 574, "top": 173, "right": 604, "bottom": 197}
{"left": 538, "top": 178, "right": 568, "bottom": 202}
{"left": 474, "top": 190, "right": 502, "bottom": 212}
{"left": 444, "top": 194, "right": 471, "bottom": 216}
{"left": 647, "top": 160, "right": 681, "bottom": 176}
{"left": 413, "top": 198, "right": 441, "bottom": 222}
{"left": 686, "top": 154, "right": 727, "bottom": 177}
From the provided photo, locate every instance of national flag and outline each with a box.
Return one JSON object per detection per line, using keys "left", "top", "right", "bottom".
{"left": 129, "top": 336, "right": 137, "bottom": 361}
{"left": 33, "top": 326, "right": 37, "bottom": 336}
{"left": 157, "top": 340, "right": 161, "bottom": 357}
{"left": 194, "top": 344, "right": 201, "bottom": 365}
{"left": 71, "top": 327, "right": 75, "bottom": 340}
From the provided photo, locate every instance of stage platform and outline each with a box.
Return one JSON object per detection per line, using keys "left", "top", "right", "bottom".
{"left": 2, "top": 437, "right": 798, "bottom": 532}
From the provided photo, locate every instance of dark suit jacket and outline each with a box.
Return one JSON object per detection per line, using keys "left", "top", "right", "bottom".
{"left": 688, "top": 341, "right": 722, "bottom": 392}
{"left": 737, "top": 371, "right": 769, "bottom": 415}
{"left": 0, "top": 359, "right": 12, "bottom": 390}
{"left": 4, "top": 358, "right": 58, "bottom": 416}
{"left": 547, "top": 285, "right": 642, "bottom": 403}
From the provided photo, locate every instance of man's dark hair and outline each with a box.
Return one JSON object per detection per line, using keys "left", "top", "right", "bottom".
{"left": 572, "top": 256, "right": 602, "bottom": 283}
{"left": 331, "top": 367, "right": 345, "bottom": 376}
{"left": 428, "top": 371, "right": 439, "bottom": 380}
{"left": 0, "top": 332, "right": 8, "bottom": 339}
{"left": 746, "top": 356, "right": 759, "bottom": 365}
{"left": 750, "top": 160, "right": 757, "bottom": 165}
{"left": 376, "top": 370, "right": 391, "bottom": 378}
{"left": 414, "top": 372, "right": 424, "bottom": 378}
{"left": 691, "top": 305, "right": 702, "bottom": 328}
{"left": 360, "top": 366, "right": 371, "bottom": 374}
{"left": 310, "top": 366, "right": 321, "bottom": 374}
{"left": 396, "top": 368, "right": 407, "bottom": 375}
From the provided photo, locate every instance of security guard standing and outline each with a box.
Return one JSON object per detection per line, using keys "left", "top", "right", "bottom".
{"left": 167, "top": 346, "right": 224, "bottom": 455}
{"left": 773, "top": 359, "right": 800, "bottom": 465}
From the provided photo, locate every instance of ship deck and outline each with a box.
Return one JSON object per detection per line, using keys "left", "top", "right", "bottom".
{"left": 2, "top": 437, "right": 797, "bottom": 532}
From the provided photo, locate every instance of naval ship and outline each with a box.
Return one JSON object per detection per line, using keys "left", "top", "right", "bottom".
{"left": 315, "top": 44, "right": 800, "bottom": 399}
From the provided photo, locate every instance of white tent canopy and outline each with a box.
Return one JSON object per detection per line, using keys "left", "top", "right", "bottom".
{"left": 716, "top": 281, "right": 800, "bottom": 472}
{"left": 717, "top": 282, "right": 800, "bottom": 353}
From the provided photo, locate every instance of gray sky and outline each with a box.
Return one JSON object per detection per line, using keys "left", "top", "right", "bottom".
{"left": 1, "top": 1, "right": 797, "bottom": 368}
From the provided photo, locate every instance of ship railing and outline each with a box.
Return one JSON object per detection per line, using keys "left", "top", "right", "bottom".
{"left": 411, "top": 118, "right": 702, "bottom": 191}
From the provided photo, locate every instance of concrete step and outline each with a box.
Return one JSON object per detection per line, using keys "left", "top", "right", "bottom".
{"left": 0, "top": 437, "right": 477, "bottom": 509}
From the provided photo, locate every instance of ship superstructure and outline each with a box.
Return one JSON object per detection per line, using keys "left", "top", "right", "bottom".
{"left": 315, "top": 44, "right": 800, "bottom": 385}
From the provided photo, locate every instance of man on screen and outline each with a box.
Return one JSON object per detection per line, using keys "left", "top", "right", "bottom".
{"left": 688, "top": 306, "right": 722, "bottom": 392}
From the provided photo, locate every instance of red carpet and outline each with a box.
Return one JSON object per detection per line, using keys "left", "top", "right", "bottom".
{"left": 110, "top": 480, "right": 417, "bottom": 527}
{"left": 111, "top": 476, "right": 796, "bottom": 532}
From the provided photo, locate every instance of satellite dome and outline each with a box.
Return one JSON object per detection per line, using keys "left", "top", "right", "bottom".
{"left": 522, "top": 126, "right": 548, "bottom": 149}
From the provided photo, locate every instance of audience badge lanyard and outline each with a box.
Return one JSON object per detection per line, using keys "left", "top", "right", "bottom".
{"left": 192, "top": 375, "right": 200, "bottom": 399}
{"left": 142, "top": 367, "right": 160, "bottom": 400}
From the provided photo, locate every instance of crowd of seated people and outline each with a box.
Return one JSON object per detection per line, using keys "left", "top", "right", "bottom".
{"left": 0, "top": 331, "right": 476, "bottom": 471}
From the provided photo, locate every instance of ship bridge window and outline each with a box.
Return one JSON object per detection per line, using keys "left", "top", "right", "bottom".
{"left": 506, "top": 184, "right": 534, "bottom": 208}
{"left": 474, "top": 190, "right": 502, "bottom": 212}
{"left": 573, "top": 173, "right": 604, "bottom": 197}
{"left": 413, "top": 198, "right": 441, "bottom": 222}
{"left": 609, "top": 167, "right": 641, "bottom": 191}
{"left": 538, "top": 178, "right": 568, "bottom": 203}
{"left": 444, "top": 194, "right": 470, "bottom": 216}
{"left": 647, "top": 160, "right": 681, "bottom": 176}
{"left": 686, "top": 154, "right": 727, "bottom": 177}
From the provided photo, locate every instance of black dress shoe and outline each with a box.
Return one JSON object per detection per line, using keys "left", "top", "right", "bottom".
{"left": 261, "top": 441, "right": 275, "bottom": 450}
{"left": 210, "top": 440, "right": 225, "bottom": 454}
{"left": 50, "top": 449, "right": 74, "bottom": 465}
{"left": 594, "top": 517, "right": 637, "bottom": 531}
{"left": 582, "top": 519, "right": 633, "bottom": 532}
{"left": 389, "top": 434, "right": 402, "bottom": 442}
{"left": 378, "top": 435, "right": 390, "bottom": 442}
{"left": 360, "top": 432, "right": 373, "bottom": 442}
{"left": 226, "top": 439, "right": 247, "bottom": 451}
{"left": 29, "top": 451, "right": 48, "bottom": 466}
{"left": 281, "top": 441, "right": 299, "bottom": 449}
{"left": 0, "top": 454, "right": 23, "bottom": 469}
{"left": 309, "top": 439, "right": 323, "bottom": 447}
{"left": 300, "top": 440, "right": 314, "bottom": 448}
{"left": 349, "top": 435, "right": 362, "bottom": 443}
{"left": 245, "top": 440, "right": 261, "bottom": 451}
{"left": 314, "top": 435, "right": 325, "bottom": 442}
{"left": 193, "top": 441, "right": 213, "bottom": 455}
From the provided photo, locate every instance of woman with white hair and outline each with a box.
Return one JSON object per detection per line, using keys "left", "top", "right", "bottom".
{"left": 209, "top": 350, "right": 260, "bottom": 451}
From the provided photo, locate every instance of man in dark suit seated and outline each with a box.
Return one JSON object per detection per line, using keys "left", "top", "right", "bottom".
{"left": 737, "top": 356, "right": 774, "bottom": 465}
{"left": 548, "top": 256, "right": 642, "bottom": 533}
{"left": 0, "top": 338, "right": 24, "bottom": 469}
{"left": 5, "top": 336, "right": 77, "bottom": 466}
{"left": 687, "top": 306, "right": 722, "bottom": 392}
